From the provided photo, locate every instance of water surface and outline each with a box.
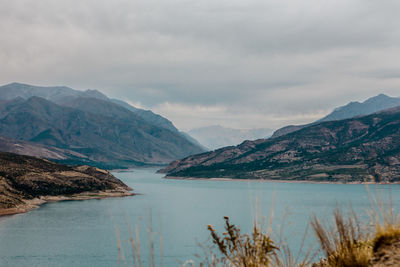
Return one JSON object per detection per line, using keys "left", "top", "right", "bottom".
{"left": 0, "top": 168, "right": 399, "bottom": 266}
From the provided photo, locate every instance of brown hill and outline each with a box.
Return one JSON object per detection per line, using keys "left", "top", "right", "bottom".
{"left": 0, "top": 152, "right": 133, "bottom": 215}
{"left": 161, "top": 107, "right": 400, "bottom": 183}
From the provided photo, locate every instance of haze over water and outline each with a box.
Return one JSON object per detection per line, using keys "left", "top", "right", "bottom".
{"left": 0, "top": 169, "right": 399, "bottom": 267}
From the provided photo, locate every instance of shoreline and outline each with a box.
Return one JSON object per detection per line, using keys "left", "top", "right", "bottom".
{"left": 0, "top": 189, "right": 135, "bottom": 217}
{"left": 165, "top": 176, "right": 399, "bottom": 184}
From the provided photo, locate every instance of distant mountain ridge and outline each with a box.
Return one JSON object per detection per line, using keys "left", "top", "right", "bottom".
{"left": 0, "top": 82, "right": 108, "bottom": 101}
{"left": 0, "top": 83, "right": 205, "bottom": 168}
{"left": 0, "top": 82, "right": 179, "bottom": 133}
{"left": 271, "top": 93, "right": 400, "bottom": 138}
{"left": 161, "top": 106, "right": 400, "bottom": 183}
{"left": 188, "top": 125, "right": 273, "bottom": 150}
{"left": 317, "top": 93, "right": 400, "bottom": 122}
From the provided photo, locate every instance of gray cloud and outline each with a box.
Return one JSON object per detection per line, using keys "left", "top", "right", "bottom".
{"left": 1, "top": 0, "right": 400, "bottom": 129}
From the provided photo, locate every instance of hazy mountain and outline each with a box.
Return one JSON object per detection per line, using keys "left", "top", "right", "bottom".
{"left": 317, "top": 93, "right": 400, "bottom": 122}
{"left": 161, "top": 106, "right": 400, "bottom": 183}
{"left": 271, "top": 93, "right": 400, "bottom": 138}
{"left": 0, "top": 83, "right": 180, "bottom": 134}
{"left": 179, "top": 131, "right": 208, "bottom": 151}
{"left": 188, "top": 125, "right": 274, "bottom": 150}
{"left": 57, "top": 96, "right": 204, "bottom": 149}
{"left": 110, "top": 98, "right": 178, "bottom": 132}
{"left": 0, "top": 97, "right": 204, "bottom": 168}
{"left": 0, "top": 82, "right": 108, "bottom": 102}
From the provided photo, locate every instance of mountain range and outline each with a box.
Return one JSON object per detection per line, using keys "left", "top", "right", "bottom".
{"left": 161, "top": 104, "right": 400, "bottom": 183}
{"left": 0, "top": 82, "right": 179, "bottom": 132}
{"left": 187, "top": 125, "right": 273, "bottom": 150}
{"left": 271, "top": 93, "right": 400, "bottom": 138}
{"left": 0, "top": 83, "right": 205, "bottom": 168}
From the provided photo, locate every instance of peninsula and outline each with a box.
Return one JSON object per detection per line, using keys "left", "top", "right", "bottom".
{"left": 0, "top": 152, "right": 133, "bottom": 216}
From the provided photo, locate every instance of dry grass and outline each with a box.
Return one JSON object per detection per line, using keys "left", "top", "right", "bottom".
{"left": 310, "top": 186, "right": 400, "bottom": 267}
{"left": 194, "top": 186, "right": 400, "bottom": 267}
{"left": 206, "top": 216, "right": 278, "bottom": 267}
{"left": 118, "top": 187, "right": 399, "bottom": 267}
{"left": 368, "top": 187, "right": 400, "bottom": 256}
{"left": 310, "top": 208, "right": 372, "bottom": 267}
{"left": 189, "top": 215, "right": 314, "bottom": 267}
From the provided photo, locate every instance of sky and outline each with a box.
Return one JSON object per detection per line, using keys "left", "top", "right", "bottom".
{"left": 1, "top": 0, "right": 400, "bottom": 130}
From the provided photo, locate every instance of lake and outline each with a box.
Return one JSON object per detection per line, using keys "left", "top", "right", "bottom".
{"left": 0, "top": 168, "right": 399, "bottom": 267}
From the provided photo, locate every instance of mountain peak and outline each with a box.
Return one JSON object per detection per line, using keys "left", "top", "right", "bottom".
{"left": 318, "top": 93, "right": 400, "bottom": 123}
{"left": 82, "top": 89, "right": 109, "bottom": 100}
{"left": 363, "top": 93, "right": 393, "bottom": 104}
{"left": 272, "top": 92, "right": 400, "bottom": 138}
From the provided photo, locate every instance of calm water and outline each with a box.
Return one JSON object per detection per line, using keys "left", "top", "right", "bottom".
{"left": 0, "top": 168, "right": 399, "bottom": 267}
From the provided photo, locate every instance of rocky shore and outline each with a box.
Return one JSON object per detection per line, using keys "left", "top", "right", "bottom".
{"left": 0, "top": 152, "right": 134, "bottom": 216}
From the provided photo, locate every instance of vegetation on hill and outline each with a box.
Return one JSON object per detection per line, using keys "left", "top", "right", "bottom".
{"left": 0, "top": 152, "right": 133, "bottom": 215}
{"left": 162, "top": 107, "right": 400, "bottom": 183}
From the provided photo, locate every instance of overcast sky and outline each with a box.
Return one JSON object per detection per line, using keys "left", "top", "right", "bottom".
{"left": 1, "top": 0, "right": 400, "bottom": 130}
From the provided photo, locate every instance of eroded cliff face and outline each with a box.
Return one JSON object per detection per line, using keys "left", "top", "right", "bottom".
{"left": 0, "top": 152, "right": 132, "bottom": 214}
{"left": 161, "top": 107, "right": 400, "bottom": 183}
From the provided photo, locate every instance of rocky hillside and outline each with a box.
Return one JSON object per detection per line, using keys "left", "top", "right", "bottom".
{"left": 0, "top": 90, "right": 204, "bottom": 168}
{"left": 0, "top": 82, "right": 179, "bottom": 133}
{"left": 0, "top": 135, "right": 88, "bottom": 160}
{"left": 161, "top": 107, "right": 400, "bottom": 183}
{"left": 0, "top": 152, "right": 132, "bottom": 215}
{"left": 272, "top": 93, "right": 400, "bottom": 138}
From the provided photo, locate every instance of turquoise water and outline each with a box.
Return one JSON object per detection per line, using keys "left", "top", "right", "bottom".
{"left": 0, "top": 168, "right": 399, "bottom": 267}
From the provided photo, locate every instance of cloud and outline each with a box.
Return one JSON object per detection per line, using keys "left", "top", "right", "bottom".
{"left": 153, "top": 102, "right": 326, "bottom": 130}
{"left": 1, "top": 0, "right": 400, "bottom": 130}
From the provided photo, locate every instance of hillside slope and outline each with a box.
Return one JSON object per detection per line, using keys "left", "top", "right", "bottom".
{"left": 161, "top": 107, "right": 400, "bottom": 183}
{"left": 0, "top": 97, "right": 204, "bottom": 168}
{"left": 0, "top": 152, "right": 132, "bottom": 215}
{"left": 0, "top": 135, "right": 88, "bottom": 160}
{"left": 0, "top": 82, "right": 181, "bottom": 134}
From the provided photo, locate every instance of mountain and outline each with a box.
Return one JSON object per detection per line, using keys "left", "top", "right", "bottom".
{"left": 0, "top": 82, "right": 108, "bottom": 101}
{"left": 0, "top": 151, "right": 132, "bottom": 215}
{"left": 271, "top": 94, "right": 400, "bottom": 138}
{"left": 179, "top": 131, "right": 209, "bottom": 151}
{"left": 318, "top": 93, "right": 400, "bottom": 122}
{"left": 0, "top": 82, "right": 180, "bottom": 134}
{"left": 0, "top": 96, "right": 204, "bottom": 168}
{"left": 110, "top": 98, "right": 178, "bottom": 132}
{"left": 188, "top": 125, "right": 274, "bottom": 150}
{"left": 161, "top": 106, "right": 400, "bottom": 183}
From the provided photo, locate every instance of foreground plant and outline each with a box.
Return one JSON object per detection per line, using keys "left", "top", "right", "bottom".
{"left": 198, "top": 203, "right": 400, "bottom": 267}
{"left": 206, "top": 216, "right": 278, "bottom": 267}
{"left": 310, "top": 209, "right": 372, "bottom": 267}
{"left": 310, "top": 189, "right": 400, "bottom": 267}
